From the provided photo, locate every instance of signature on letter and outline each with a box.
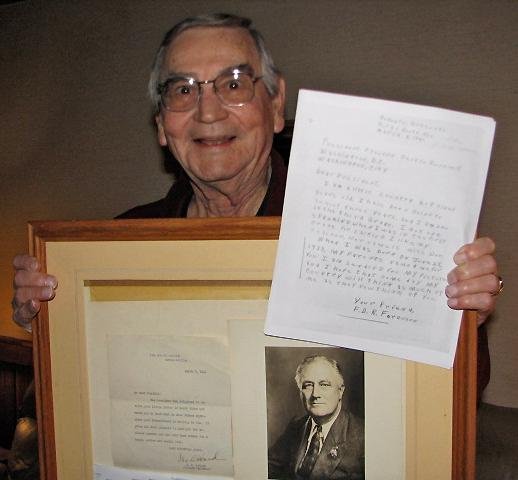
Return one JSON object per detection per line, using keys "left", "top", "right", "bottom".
{"left": 178, "top": 451, "right": 225, "bottom": 464}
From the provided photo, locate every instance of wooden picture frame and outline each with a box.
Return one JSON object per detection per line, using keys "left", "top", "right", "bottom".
{"left": 29, "top": 217, "right": 477, "bottom": 480}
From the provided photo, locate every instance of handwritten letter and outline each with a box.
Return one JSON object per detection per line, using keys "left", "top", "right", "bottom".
{"left": 265, "top": 90, "right": 495, "bottom": 367}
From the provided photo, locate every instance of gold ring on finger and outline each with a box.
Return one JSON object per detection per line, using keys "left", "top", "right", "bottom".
{"left": 492, "top": 276, "right": 504, "bottom": 296}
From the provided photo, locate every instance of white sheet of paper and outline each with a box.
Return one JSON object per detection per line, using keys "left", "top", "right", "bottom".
{"left": 265, "top": 90, "right": 495, "bottom": 368}
{"left": 107, "top": 335, "right": 233, "bottom": 476}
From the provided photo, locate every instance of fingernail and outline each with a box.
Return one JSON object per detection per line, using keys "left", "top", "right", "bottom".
{"left": 445, "top": 285, "right": 457, "bottom": 298}
{"left": 453, "top": 251, "right": 468, "bottom": 264}
{"left": 447, "top": 298, "right": 459, "bottom": 308}
{"left": 44, "top": 286, "right": 55, "bottom": 299}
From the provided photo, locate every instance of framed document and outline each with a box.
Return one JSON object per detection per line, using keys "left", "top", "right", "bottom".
{"left": 30, "top": 218, "right": 477, "bottom": 480}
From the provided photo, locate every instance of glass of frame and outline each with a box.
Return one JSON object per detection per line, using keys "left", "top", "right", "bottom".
{"left": 29, "top": 217, "right": 477, "bottom": 480}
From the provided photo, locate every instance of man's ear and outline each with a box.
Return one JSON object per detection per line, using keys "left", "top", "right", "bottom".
{"left": 272, "top": 76, "right": 286, "bottom": 134}
{"left": 155, "top": 114, "right": 167, "bottom": 147}
{"left": 339, "top": 385, "right": 345, "bottom": 400}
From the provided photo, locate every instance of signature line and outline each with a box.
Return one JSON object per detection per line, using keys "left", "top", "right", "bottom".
{"left": 337, "top": 314, "right": 389, "bottom": 325}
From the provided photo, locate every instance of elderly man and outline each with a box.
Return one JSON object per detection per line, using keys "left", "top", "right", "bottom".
{"left": 9, "top": 13, "right": 500, "bottom": 477}
{"left": 13, "top": 13, "right": 500, "bottom": 328}
{"left": 268, "top": 355, "right": 364, "bottom": 479}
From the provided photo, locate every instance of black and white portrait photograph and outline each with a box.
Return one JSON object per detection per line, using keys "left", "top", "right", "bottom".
{"left": 266, "top": 347, "right": 364, "bottom": 480}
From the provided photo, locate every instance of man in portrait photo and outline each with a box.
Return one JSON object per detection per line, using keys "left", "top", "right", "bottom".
{"left": 267, "top": 350, "right": 364, "bottom": 480}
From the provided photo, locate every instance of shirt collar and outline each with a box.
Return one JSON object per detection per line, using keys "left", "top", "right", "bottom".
{"left": 310, "top": 405, "right": 342, "bottom": 442}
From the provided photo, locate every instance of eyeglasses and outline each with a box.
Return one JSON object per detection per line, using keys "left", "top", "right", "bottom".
{"left": 157, "top": 69, "right": 263, "bottom": 112}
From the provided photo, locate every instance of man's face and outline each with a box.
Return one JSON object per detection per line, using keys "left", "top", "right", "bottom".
{"left": 299, "top": 359, "right": 345, "bottom": 423}
{"left": 155, "top": 26, "right": 285, "bottom": 188}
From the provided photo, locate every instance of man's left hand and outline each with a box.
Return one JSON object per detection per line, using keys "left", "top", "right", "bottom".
{"left": 445, "top": 237, "right": 501, "bottom": 325}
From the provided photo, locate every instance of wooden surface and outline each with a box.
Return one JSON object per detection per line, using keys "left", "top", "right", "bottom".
{"left": 452, "top": 311, "right": 479, "bottom": 479}
{"left": 0, "top": 336, "right": 33, "bottom": 450}
{"left": 0, "top": 335, "right": 33, "bottom": 366}
{"left": 29, "top": 217, "right": 282, "bottom": 242}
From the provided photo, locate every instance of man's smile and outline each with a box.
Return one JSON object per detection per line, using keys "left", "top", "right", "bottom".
{"left": 193, "top": 135, "right": 236, "bottom": 146}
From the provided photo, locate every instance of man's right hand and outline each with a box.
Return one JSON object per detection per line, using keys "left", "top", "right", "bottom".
{"left": 12, "top": 254, "right": 58, "bottom": 332}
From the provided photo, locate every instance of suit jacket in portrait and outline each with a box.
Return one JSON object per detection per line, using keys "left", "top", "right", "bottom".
{"left": 268, "top": 409, "right": 365, "bottom": 480}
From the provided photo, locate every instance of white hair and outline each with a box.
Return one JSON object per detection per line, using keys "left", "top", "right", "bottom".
{"left": 148, "top": 13, "right": 281, "bottom": 113}
{"left": 294, "top": 355, "right": 345, "bottom": 390}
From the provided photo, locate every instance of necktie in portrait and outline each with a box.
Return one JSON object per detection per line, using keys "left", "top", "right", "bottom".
{"left": 297, "top": 424, "right": 322, "bottom": 477}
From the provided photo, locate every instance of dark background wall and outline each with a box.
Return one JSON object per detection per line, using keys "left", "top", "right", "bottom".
{"left": 1, "top": 0, "right": 516, "bottom": 406}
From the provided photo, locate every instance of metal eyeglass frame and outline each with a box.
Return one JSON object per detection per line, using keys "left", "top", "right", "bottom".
{"left": 157, "top": 68, "right": 263, "bottom": 112}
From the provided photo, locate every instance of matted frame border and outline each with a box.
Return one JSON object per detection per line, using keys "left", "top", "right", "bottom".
{"left": 28, "top": 217, "right": 477, "bottom": 480}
